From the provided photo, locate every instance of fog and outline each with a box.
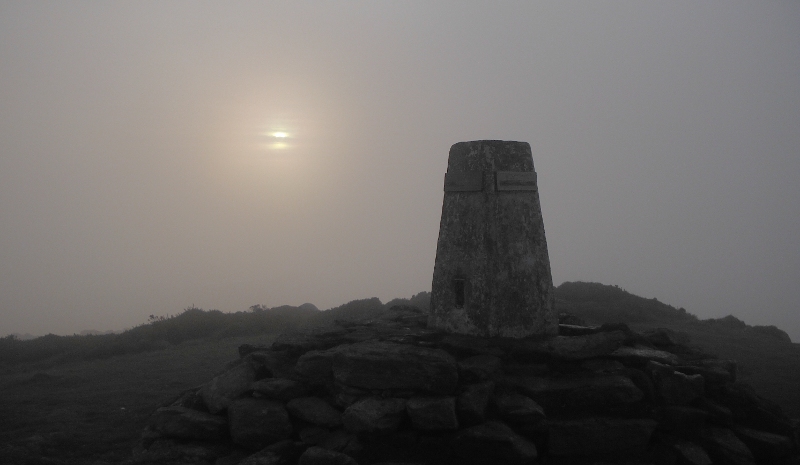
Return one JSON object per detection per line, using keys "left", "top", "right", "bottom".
{"left": 1, "top": 2, "right": 798, "bottom": 340}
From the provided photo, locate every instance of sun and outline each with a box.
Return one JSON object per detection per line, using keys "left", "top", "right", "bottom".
{"left": 271, "top": 131, "right": 289, "bottom": 138}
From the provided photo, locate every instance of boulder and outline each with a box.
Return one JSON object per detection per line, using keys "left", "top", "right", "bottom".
{"left": 505, "top": 374, "right": 643, "bottom": 412}
{"left": 581, "top": 358, "right": 625, "bottom": 374}
{"left": 657, "top": 405, "right": 709, "bottom": 432}
{"left": 456, "top": 381, "right": 494, "bottom": 426}
{"left": 458, "top": 354, "right": 502, "bottom": 382}
{"left": 332, "top": 341, "right": 458, "bottom": 394}
{"left": 295, "top": 348, "right": 339, "bottom": 383}
{"left": 700, "top": 427, "right": 756, "bottom": 465}
{"left": 299, "top": 426, "right": 330, "bottom": 445}
{"left": 406, "top": 396, "right": 459, "bottom": 431}
{"left": 149, "top": 406, "right": 227, "bottom": 440}
{"left": 492, "top": 393, "right": 545, "bottom": 425}
{"left": 201, "top": 360, "right": 257, "bottom": 414}
{"left": 643, "top": 328, "right": 691, "bottom": 347}
{"left": 227, "top": 398, "right": 292, "bottom": 450}
{"left": 342, "top": 397, "right": 407, "bottom": 435}
{"left": 503, "top": 362, "right": 549, "bottom": 377}
{"left": 450, "top": 421, "right": 538, "bottom": 464}
{"left": 654, "top": 435, "right": 713, "bottom": 465}
{"left": 318, "top": 429, "right": 363, "bottom": 456}
{"left": 509, "top": 331, "right": 626, "bottom": 361}
{"left": 287, "top": 397, "right": 343, "bottom": 428}
{"left": 298, "top": 446, "right": 358, "bottom": 465}
{"left": 675, "top": 364, "right": 733, "bottom": 385}
{"left": 609, "top": 345, "right": 680, "bottom": 366}
{"left": 548, "top": 417, "right": 658, "bottom": 457}
{"left": 272, "top": 325, "right": 350, "bottom": 355}
{"left": 252, "top": 378, "right": 310, "bottom": 402}
{"left": 238, "top": 440, "right": 306, "bottom": 465}
{"left": 438, "top": 334, "right": 506, "bottom": 357}
{"left": 732, "top": 426, "right": 793, "bottom": 461}
{"left": 646, "top": 361, "right": 704, "bottom": 405}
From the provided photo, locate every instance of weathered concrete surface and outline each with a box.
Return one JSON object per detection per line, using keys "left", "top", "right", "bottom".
{"left": 429, "top": 140, "right": 557, "bottom": 338}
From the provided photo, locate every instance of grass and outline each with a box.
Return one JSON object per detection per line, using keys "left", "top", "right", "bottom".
{"left": 0, "top": 334, "right": 276, "bottom": 465}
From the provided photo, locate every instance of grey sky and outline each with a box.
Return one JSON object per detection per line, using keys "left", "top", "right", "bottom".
{"left": 1, "top": 2, "right": 799, "bottom": 340}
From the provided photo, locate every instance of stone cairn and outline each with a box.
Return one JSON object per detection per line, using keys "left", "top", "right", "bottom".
{"left": 135, "top": 305, "right": 800, "bottom": 465}
{"left": 134, "top": 141, "right": 798, "bottom": 464}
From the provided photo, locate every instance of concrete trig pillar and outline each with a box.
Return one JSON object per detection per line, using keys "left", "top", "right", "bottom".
{"left": 429, "top": 140, "right": 557, "bottom": 338}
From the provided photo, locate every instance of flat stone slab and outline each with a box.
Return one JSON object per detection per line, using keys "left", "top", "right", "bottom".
{"left": 509, "top": 331, "right": 627, "bottom": 361}
{"left": 609, "top": 345, "right": 680, "bottom": 366}
{"left": 332, "top": 341, "right": 458, "bottom": 394}
{"left": 341, "top": 397, "right": 407, "bottom": 435}
{"left": 549, "top": 417, "right": 658, "bottom": 456}
{"left": 503, "top": 374, "right": 643, "bottom": 411}
{"left": 286, "top": 397, "right": 342, "bottom": 428}
{"left": 451, "top": 421, "right": 538, "bottom": 464}
{"left": 406, "top": 396, "right": 459, "bottom": 431}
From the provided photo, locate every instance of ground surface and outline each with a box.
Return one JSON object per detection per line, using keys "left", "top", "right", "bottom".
{"left": 0, "top": 335, "right": 275, "bottom": 465}
{"left": 2, "top": 325, "right": 799, "bottom": 465}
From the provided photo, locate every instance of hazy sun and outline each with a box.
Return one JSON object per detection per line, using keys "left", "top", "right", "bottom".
{"left": 272, "top": 131, "right": 289, "bottom": 138}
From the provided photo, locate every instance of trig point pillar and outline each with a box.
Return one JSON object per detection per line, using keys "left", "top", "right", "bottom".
{"left": 429, "top": 140, "right": 557, "bottom": 338}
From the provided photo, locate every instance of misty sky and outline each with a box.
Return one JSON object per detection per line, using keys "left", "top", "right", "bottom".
{"left": 1, "top": 2, "right": 799, "bottom": 340}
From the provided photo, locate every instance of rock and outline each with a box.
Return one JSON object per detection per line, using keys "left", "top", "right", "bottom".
{"left": 342, "top": 397, "right": 407, "bottom": 436}
{"left": 148, "top": 406, "right": 227, "bottom": 441}
{"left": 298, "top": 446, "right": 358, "bottom": 465}
{"left": 646, "top": 361, "right": 704, "bottom": 405}
{"left": 558, "top": 312, "right": 587, "bottom": 326}
{"left": 558, "top": 323, "right": 597, "bottom": 336}
{"left": 657, "top": 405, "right": 709, "bottom": 432}
{"left": 287, "top": 397, "right": 343, "bottom": 428}
{"left": 700, "top": 428, "right": 756, "bottom": 465}
{"left": 456, "top": 381, "right": 494, "bottom": 426}
{"left": 509, "top": 331, "right": 626, "bottom": 361}
{"left": 227, "top": 398, "right": 292, "bottom": 450}
{"left": 548, "top": 417, "right": 657, "bottom": 457}
{"left": 733, "top": 426, "right": 793, "bottom": 461}
{"left": 200, "top": 360, "right": 257, "bottom": 414}
{"left": 654, "top": 435, "right": 713, "bottom": 465}
{"left": 505, "top": 374, "right": 643, "bottom": 412}
{"left": 272, "top": 325, "right": 350, "bottom": 356}
{"left": 247, "top": 350, "right": 297, "bottom": 379}
{"left": 503, "top": 362, "right": 548, "bottom": 377}
{"left": 458, "top": 354, "right": 502, "bottom": 382}
{"left": 674, "top": 363, "right": 733, "bottom": 385}
{"left": 716, "top": 382, "right": 794, "bottom": 436}
{"left": 299, "top": 426, "right": 330, "bottom": 445}
{"left": 252, "top": 378, "right": 310, "bottom": 402}
{"left": 695, "top": 398, "right": 734, "bottom": 425}
{"left": 318, "top": 429, "right": 363, "bottom": 456}
{"left": 332, "top": 341, "right": 458, "bottom": 394}
{"left": 238, "top": 440, "right": 306, "bottom": 465}
{"left": 438, "top": 334, "right": 506, "bottom": 357}
{"left": 295, "top": 348, "right": 339, "bottom": 383}
{"left": 493, "top": 393, "right": 545, "bottom": 425}
{"left": 697, "top": 358, "right": 737, "bottom": 382}
{"left": 581, "top": 358, "right": 625, "bottom": 374}
{"left": 450, "top": 421, "right": 538, "bottom": 464}
{"left": 406, "top": 397, "right": 459, "bottom": 431}
{"left": 644, "top": 328, "right": 691, "bottom": 346}
{"left": 609, "top": 345, "right": 680, "bottom": 366}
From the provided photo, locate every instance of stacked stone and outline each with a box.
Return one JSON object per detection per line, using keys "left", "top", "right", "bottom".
{"left": 134, "top": 306, "right": 799, "bottom": 465}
